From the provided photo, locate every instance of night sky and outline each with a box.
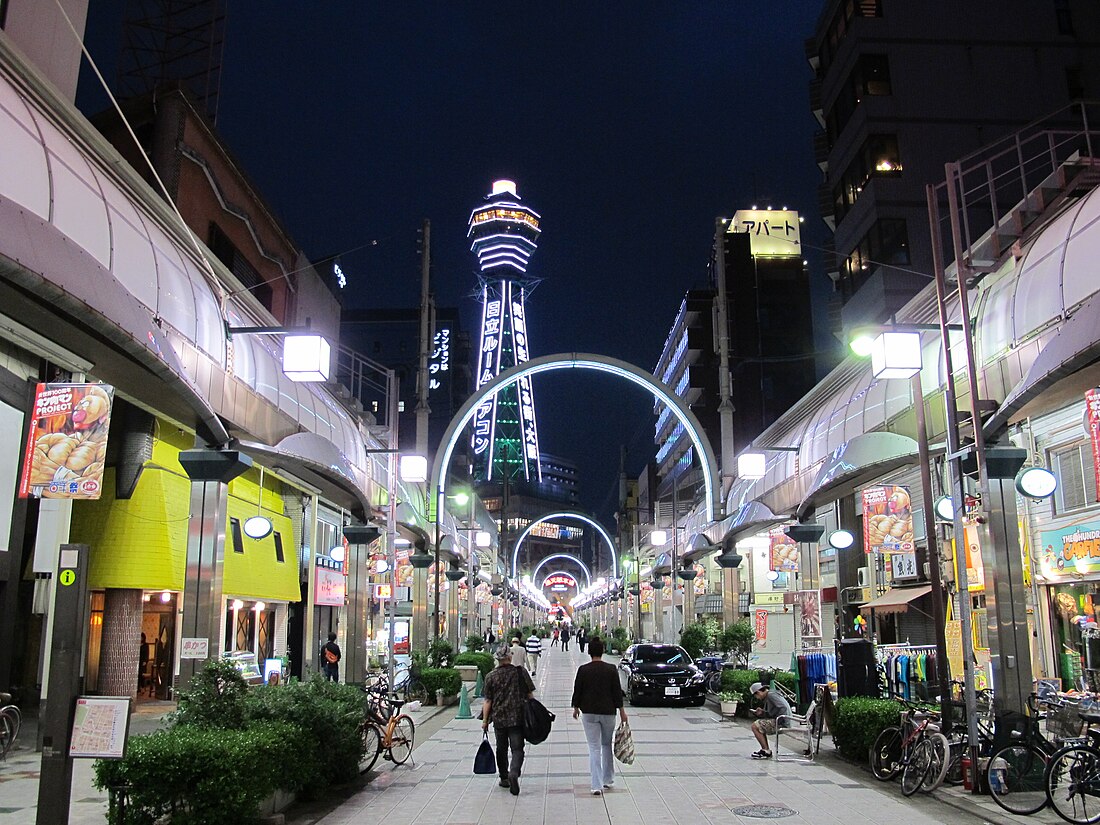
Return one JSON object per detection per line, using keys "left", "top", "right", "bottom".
{"left": 80, "top": 3, "right": 831, "bottom": 520}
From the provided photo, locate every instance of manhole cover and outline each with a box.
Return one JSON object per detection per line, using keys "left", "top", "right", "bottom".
{"left": 731, "top": 804, "right": 796, "bottom": 818}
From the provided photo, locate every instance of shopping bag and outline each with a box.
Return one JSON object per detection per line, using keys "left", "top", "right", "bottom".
{"left": 473, "top": 733, "right": 496, "bottom": 774}
{"left": 613, "top": 719, "right": 635, "bottom": 765}
{"left": 523, "top": 697, "right": 556, "bottom": 744}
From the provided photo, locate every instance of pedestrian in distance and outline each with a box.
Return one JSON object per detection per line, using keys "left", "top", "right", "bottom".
{"left": 482, "top": 645, "right": 536, "bottom": 796}
{"left": 525, "top": 631, "right": 543, "bottom": 675}
{"left": 571, "top": 636, "right": 627, "bottom": 795}
{"left": 577, "top": 626, "right": 587, "bottom": 653}
{"left": 561, "top": 625, "right": 571, "bottom": 652}
{"left": 510, "top": 636, "right": 527, "bottom": 667}
{"left": 321, "top": 632, "right": 341, "bottom": 682}
{"left": 749, "top": 681, "right": 792, "bottom": 759}
{"left": 551, "top": 626, "right": 560, "bottom": 648}
{"left": 486, "top": 629, "right": 496, "bottom": 646}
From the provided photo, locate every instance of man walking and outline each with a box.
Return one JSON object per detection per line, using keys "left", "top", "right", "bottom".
{"left": 525, "top": 631, "right": 543, "bottom": 676}
{"left": 510, "top": 636, "right": 527, "bottom": 667}
{"left": 321, "top": 632, "right": 341, "bottom": 682}
{"left": 482, "top": 645, "right": 536, "bottom": 795}
{"left": 749, "top": 681, "right": 792, "bottom": 759}
{"left": 561, "top": 625, "right": 571, "bottom": 652}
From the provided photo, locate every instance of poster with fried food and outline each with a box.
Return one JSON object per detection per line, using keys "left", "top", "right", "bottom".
{"left": 769, "top": 526, "right": 799, "bottom": 572}
{"left": 861, "top": 485, "right": 914, "bottom": 555}
{"left": 19, "top": 383, "right": 114, "bottom": 500}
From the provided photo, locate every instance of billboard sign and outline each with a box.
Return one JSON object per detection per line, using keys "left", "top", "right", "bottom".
{"left": 769, "top": 526, "right": 799, "bottom": 572}
{"left": 1087, "top": 389, "right": 1100, "bottom": 502}
{"left": 315, "top": 566, "right": 346, "bottom": 606}
{"left": 542, "top": 573, "right": 577, "bottom": 590}
{"left": 729, "top": 209, "right": 801, "bottom": 257}
{"left": 861, "top": 485, "right": 914, "bottom": 555}
{"left": 19, "top": 383, "right": 114, "bottom": 500}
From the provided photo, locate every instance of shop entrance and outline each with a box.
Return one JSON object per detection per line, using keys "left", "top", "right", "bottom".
{"left": 140, "top": 594, "right": 176, "bottom": 700}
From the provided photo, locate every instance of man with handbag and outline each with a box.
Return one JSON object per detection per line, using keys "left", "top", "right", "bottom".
{"left": 482, "top": 645, "right": 536, "bottom": 795}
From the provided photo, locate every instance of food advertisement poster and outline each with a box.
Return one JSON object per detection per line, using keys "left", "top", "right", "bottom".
{"left": 1087, "top": 389, "right": 1100, "bottom": 502}
{"left": 769, "top": 526, "right": 799, "bottom": 572}
{"left": 754, "top": 608, "right": 769, "bottom": 647}
{"left": 795, "top": 589, "right": 822, "bottom": 639}
{"left": 19, "top": 383, "right": 114, "bottom": 500}
{"left": 693, "top": 563, "right": 707, "bottom": 595}
{"left": 861, "top": 485, "right": 914, "bottom": 555}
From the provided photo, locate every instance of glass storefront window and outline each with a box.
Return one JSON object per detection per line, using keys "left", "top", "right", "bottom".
{"left": 1048, "top": 582, "right": 1100, "bottom": 690}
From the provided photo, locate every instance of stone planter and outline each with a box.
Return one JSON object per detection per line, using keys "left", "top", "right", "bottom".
{"left": 455, "top": 664, "right": 479, "bottom": 684}
{"left": 720, "top": 700, "right": 739, "bottom": 717}
{"left": 437, "top": 689, "right": 459, "bottom": 707}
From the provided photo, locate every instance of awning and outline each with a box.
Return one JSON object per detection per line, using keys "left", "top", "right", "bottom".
{"left": 860, "top": 585, "right": 932, "bottom": 615}
{"left": 705, "top": 500, "right": 787, "bottom": 546}
{"left": 985, "top": 289, "right": 1100, "bottom": 436}
{"left": 237, "top": 436, "right": 370, "bottom": 519}
{"left": 797, "top": 432, "right": 918, "bottom": 519}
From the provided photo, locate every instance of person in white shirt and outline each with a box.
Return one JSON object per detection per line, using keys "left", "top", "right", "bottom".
{"left": 525, "top": 633, "right": 543, "bottom": 676}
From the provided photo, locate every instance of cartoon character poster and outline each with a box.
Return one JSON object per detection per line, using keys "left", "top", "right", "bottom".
{"left": 769, "top": 526, "right": 799, "bottom": 572}
{"left": 861, "top": 485, "right": 914, "bottom": 555}
{"left": 19, "top": 383, "right": 114, "bottom": 500}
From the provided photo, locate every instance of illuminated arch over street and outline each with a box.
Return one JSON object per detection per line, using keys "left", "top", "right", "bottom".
{"left": 511, "top": 511, "right": 617, "bottom": 578}
{"left": 430, "top": 352, "right": 723, "bottom": 527}
{"left": 529, "top": 554, "right": 592, "bottom": 588}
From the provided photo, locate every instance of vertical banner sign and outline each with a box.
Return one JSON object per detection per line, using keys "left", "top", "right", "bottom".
{"left": 510, "top": 284, "right": 542, "bottom": 481}
{"left": 861, "top": 485, "right": 914, "bottom": 555}
{"left": 769, "top": 526, "right": 799, "bottom": 572}
{"left": 428, "top": 327, "right": 451, "bottom": 393}
{"left": 796, "top": 590, "right": 822, "bottom": 639}
{"left": 1087, "top": 389, "right": 1100, "bottom": 502}
{"left": 754, "top": 608, "right": 769, "bottom": 648}
{"left": 19, "top": 383, "right": 114, "bottom": 500}
{"left": 471, "top": 292, "right": 502, "bottom": 467}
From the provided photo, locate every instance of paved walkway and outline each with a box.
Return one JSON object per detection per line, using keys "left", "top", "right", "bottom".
{"left": 296, "top": 646, "right": 1023, "bottom": 825}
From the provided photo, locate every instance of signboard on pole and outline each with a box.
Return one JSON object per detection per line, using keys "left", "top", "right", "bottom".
{"left": 861, "top": 485, "right": 914, "bottom": 555}
{"left": 19, "top": 383, "right": 114, "bottom": 500}
{"left": 1087, "top": 388, "right": 1100, "bottom": 502}
{"left": 754, "top": 608, "right": 769, "bottom": 647}
{"left": 768, "top": 526, "right": 799, "bottom": 572}
{"left": 68, "top": 696, "right": 131, "bottom": 759}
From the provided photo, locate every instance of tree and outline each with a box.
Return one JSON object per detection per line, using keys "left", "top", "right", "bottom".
{"left": 718, "top": 619, "right": 755, "bottom": 667}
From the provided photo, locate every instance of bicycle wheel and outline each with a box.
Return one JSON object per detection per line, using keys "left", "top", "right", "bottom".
{"left": 1047, "top": 744, "right": 1100, "bottom": 825}
{"left": 944, "top": 739, "right": 967, "bottom": 786}
{"left": 870, "top": 726, "right": 903, "bottom": 781}
{"left": 387, "top": 715, "right": 416, "bottom": 765}
{"left": 987, "top": 743, "right": 1049, "bottom": 816}
{"left": 359, "top": 722, "right": 382, "bottom": 774}
{"left": 922, "top": 732, "right": 951, "bottom": 792}
{"left": 0, "top": 710, "right": 16, "bottom": 757}
{"left": 901, "top": 739, "right": 934, "bottom": 797}
{"left": 706, "top": 672, "right": 723, "bottom": 694}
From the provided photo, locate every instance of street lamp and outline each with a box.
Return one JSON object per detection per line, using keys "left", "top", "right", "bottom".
{"left": 737, "top": 446, "right": 801, "bottom": 480}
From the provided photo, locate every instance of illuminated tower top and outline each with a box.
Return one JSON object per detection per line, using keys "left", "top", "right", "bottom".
{"left": 468, "top": 180, "right": 541, "bottom": 280}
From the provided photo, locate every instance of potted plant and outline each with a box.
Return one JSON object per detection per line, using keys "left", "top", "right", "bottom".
{"left": 718, "top": 691, "right": 740, "bottom": 717}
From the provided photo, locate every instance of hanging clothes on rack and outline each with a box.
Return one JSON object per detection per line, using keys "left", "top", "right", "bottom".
{"left": 793, "top": 648, "right": 837, "bottom": 703}
{"left": 876, "top": 643, "right": 938, "bottom": 701}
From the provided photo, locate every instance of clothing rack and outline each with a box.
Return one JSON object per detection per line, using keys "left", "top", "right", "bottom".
{"left": 877, "top": 644, "right": 939, "bottom": 701}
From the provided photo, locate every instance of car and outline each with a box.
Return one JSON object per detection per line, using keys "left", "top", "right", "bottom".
{"left": 617, "top": 643, "right": 707, "bottom": 706}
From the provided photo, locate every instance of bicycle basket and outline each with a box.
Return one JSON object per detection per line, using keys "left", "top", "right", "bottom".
{"left": 1045, "top": 701, "right": 1086, "bottom": 740}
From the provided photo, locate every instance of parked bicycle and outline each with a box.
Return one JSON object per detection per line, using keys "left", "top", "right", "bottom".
{"left": 359, "top": 678, "right": 416, "bottom": 775}
{"left": 869, "top": 698, "right": 950, "bottom": 796}
{"left": 0, "top": 692, "right": 21, "bottom": 759}
{"left": 1044, "top": 702, "right": 1100, "bottom": 824}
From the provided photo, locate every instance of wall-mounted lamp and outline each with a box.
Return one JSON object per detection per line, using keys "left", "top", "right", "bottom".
{"left": 827, "top": 529, "right": 856, "bottom": 550}
{"left": 399, "top": 454, "right": 428, "bottom": 483}
{"left": 651, "top": 529, "right": 668, "bottom": 546}
{"left": 1016, "top": 465, "right": 1057, "bottom": 500}
{"left": 475, "top": 530, "right": 492, "bottom": 548}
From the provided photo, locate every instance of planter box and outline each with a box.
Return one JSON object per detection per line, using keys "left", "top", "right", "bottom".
{"left": 258, "top": 787, "right": 296, "bottom": 818}
{"left": 437, "top": 689, "right": 459, "bottom": 707}
{"left": 720, "top": 701, "right": 739, "bottom": 717}
{"left": 455, "top": 665, "right": 479, "bottom": 683}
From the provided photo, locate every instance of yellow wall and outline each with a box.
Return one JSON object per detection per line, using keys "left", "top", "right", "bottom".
{"left": 224, "top": 469, "right": 300, "bottom": 602}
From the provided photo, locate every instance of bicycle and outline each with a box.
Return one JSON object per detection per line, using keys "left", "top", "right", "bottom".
{"left": 0, "top": 692, "right": 21, "bottom": 759}
{"left": 869, "top": 699, "right": 950, "bottom": 796}
{"left": 358, "top": 682, "right": 416, "bottom": 774}
{"left": 1044, "top": 704, "right": 1100, "bottom": 824}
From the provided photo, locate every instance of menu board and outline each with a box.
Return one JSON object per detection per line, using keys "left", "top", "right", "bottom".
{"left": 69, "top": 696, "right": 130, "bottom": 759}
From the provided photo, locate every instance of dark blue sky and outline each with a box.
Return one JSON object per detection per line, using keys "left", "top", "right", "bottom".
{"left": 82, "top": 3, "right": 831, "bottom": 518}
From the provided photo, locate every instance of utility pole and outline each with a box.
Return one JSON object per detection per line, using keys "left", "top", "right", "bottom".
{"left": 415, "top": 219, "right": 432, "bottom": 460}
{"left": 714, "top": 219, "right": 736, "bottom": 500}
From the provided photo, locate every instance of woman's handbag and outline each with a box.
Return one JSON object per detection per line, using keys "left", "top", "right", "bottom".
{"left": 613, "top": 719, "right": 635, "bottom": 764}
{"left": 473, "top": 733, "right": 496, "bottom": 774}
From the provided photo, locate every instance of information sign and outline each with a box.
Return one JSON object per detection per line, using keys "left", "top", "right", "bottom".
{"left": 69, "top": 696, "right": 130, "bottom": 759}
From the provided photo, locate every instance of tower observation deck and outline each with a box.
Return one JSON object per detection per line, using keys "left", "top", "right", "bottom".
{"left": 468, "top": 180, "right": 543, "bottom": 484}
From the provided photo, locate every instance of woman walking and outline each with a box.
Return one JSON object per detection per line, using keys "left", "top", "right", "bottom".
{"left": 571, "top": 637, "right": 627, "bottom": 795}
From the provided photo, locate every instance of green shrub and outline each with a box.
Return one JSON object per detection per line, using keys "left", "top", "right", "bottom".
{"left": 609, "top": 626, "right": 630, "bottom": 653}
{"left": 169, "top": 657, "right": 249, "bottom": 729}
{"left": 94, "top": 721, "right": 297, "bottom": 825}
{"left": 427, "top": 638, "right": 453, "bottom": 668}
{"left": 717, "top": 620, "right": 754, "bottom": 666}
{"left": 464, "top": 634, "right": 485, "bottom": 652}
{"left": 242, "top": 677, "right": 364, "bottom": 793}
{"left": 721, "top": 669, "right": 761, "bottom": 714}
{"left": 420, "top": 667, "right": 462, "bottom": 702}
{"left": 833, "top": 697, "right": 901, "bottom": 762}
{"left": 679, "top": 622, "right": 711, "bottom": 658}
{"left": 453, "top": 652, "right": 494, "bottom": 677}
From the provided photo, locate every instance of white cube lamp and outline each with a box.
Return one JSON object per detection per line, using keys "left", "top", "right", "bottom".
{"left": 870, "top": 331, "right": 922, "bottom": 380}
{"left": 399, "top": 454, "right": 428, "bottom": 483}
{"left": 282, "top": 334, "right": 331, "bottom": 382}
{"left": 475, "top": 530, "right": 492, "bottom": 548}
{"left": 738, "top": 452, "right": 767, "bottom": 480}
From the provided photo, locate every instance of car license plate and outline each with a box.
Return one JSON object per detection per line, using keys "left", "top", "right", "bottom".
{"left": 664, "top": 686, "right": 680, "bottom": 696}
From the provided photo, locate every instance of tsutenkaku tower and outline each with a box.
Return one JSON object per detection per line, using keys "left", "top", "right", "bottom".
{"left": 468, "top": 180, "right": 543, "bottom": 484}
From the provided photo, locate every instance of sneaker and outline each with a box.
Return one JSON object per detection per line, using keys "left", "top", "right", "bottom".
{"left": 499, "top": 778, "right": 510, "bottom": 788}
{"left": 591, "top": 789, "right": 602, "bottom": 796}
{"left": 603, "top": 782, "right": 614, "bottom": 789}
{"left": 509, "top": 776, "right": 520, "bottom": 796}
{"left": 750, "top": 749, "right": 772, "bottom": 759}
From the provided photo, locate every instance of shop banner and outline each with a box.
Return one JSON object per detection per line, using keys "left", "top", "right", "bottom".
{"left": 754, "top": 608, "right": 769, "bottom": 647}
{"left": 315, "top": 566, "right": 346, "bottom": 606}
{"left": 769, "top": 526, "right": 799, "bottom": 572}
{"left": 964, "top": 523, "right": 986, "bottom": 592}
{"left": 693, "top": 563, "right": 707, "bottom": 595}
{"left": 1039, "top": 520, "right": 1100, "bottom": 581}
{"left": 945, "top": 620, "right": 963, "bottom": 680}
{"left": 1087, "top": 389, "right": 1100, "bottom": 502}
{"left": 861, "top": 485, "right": 914, "bottom": 555}
{"left": 19, "top": 383, "right": 114, "bottom": 500}
{"left": 795, "top": 589, "right": 822, "bottom": 639}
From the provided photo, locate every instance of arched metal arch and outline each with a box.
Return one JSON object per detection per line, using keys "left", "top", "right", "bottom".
{"left": 541, "top": 570, "right": 581, "bottom": 589}
{"left": 511, "top": 511, "right": 617, "bottom": 578}
{"left": 429, "top": 352, "right": 723, "bottom": 523}
{"left": 529, "top": 554, "right": 592, "bottom": 588}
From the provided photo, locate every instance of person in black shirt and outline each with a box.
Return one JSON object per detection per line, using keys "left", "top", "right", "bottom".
{"left": 321, "top": 632, "right": 341, "bottom": 682}
{"left": 571, "top": 637, "right": 627, "bottom": 795}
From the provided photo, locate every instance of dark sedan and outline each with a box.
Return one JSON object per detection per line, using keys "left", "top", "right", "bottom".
{"left": 617, "top": 644, "right": 707, "bottom": 706}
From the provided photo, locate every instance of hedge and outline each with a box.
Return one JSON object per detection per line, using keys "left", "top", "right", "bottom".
{"left": 719, "top": 669, "right": 801, "bottom": 717}
{"left": 453, "top": 652, "right": 494, "bottom": 678}
{"left": 833, "top": 697, "right": 901, "bottom": 762}
{"left": 419, "top": 667, "right": 462, "bottom": 702}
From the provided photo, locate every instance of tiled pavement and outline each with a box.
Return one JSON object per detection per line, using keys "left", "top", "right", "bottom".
{"left": 299, "top": 646, "right": 1033, "bottom": 825}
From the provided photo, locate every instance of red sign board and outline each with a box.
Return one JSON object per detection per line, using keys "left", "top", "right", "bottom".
{"left": 19, "top": 383, "right": 114, "bottom": 500}
{"left": 1087, "top": 389, "right": 1100, "bottom": 502}
{"left": 542, "top": 573, "right": 577, "bottom": 589}
{"left": 754, "top": 609, "right": 769, "bottom": 648}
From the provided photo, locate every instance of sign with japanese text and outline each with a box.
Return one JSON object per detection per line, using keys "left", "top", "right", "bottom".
{"left": 756, "top": 592, "right": 784, "bottom": 605}
{"left": 315, "top": 566, "right": 346, "bottom": 606}
{"left": 963, "top": 523, "right": 986, "bottom": 592}
{"left": 428, "top": 326, "right": 451, "bottom": 393}
{"left": 754, "top": 608, "right": 769, "bottom": 647}
{"left": 729, "top": 209, "right": 801, "bottom": 257}
{"left": 795, "top": 590, "right": 821, "bottom": 639}
{"left": 769, "top": 526, "right": 799, "bottom": 572}
{"left": 19, "top": 383, "right": 114, "bottom": 500}
{"left": 510, "top": 284, "right": 541, "bottom": 480}
{"left": 542, "top": 573, "right": 577, "bottom": 590}
{"left": 180, "top": 638, "right": 209, "bottom": 660}
{"left": 471, "top": 296, "right": 503, "bottom": 459}
{"left": 861, "top": 485, "right": 914, "bottom": 555}
{"left": 1087, "top": 389, "right": 1100, "bottom": 502}
{"left": 890, "top": 552, "right": 919, "bottom": 581}
{"left": 69, "top": 696, "right": 130, "bottom": 759}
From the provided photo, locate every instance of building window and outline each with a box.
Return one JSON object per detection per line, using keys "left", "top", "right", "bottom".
{"left": 1054, "top": 0, "right": 1074, "bottom": 35}
{"left": 833, "top": 134, "right": 903, "bottom": 219}
{"left": 1066, "top": 65, "right": 1084, "bottom": 100}
{"left": 825, "top": 54, "right": 892, "bottom": 142}
{"left": 230, "top": 517, "right": 245, "bottom": 553}
{"left": 1052, "top": 442, "right": 1098, "bottom": 513}
{"left": 820, "top": 1, "right": 883, "bottom": 71}
{"left": 274, "top": 531, "right": 285, "bottom": 563}
{"left": 844, "top": 219, "right": 910, "bottom": 282}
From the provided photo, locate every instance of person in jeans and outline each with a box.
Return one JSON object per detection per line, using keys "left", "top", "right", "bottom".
{"left": 321, "top": 632, "right": 341, "bottom": 682}
{"left": 571, "top": 637, "right": 627, "bottom": 795}
{"left": 482, "top": 645, "right": 535, "bottom": 795}
{"left": 525, "top": 632, "right": 543, "bottom": 675}
{"left": 749, "top": 681, "right": 792, "bottom": 759}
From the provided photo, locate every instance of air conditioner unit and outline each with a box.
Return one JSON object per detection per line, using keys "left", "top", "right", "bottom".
{"left": 857, "top": 567, "right": 872, "bottom": 588}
